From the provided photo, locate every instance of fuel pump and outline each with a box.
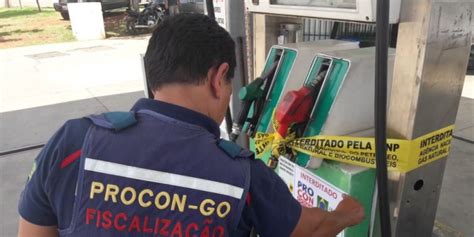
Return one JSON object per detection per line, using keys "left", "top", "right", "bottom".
{"left": 237, "top": 41, "right": 393, "bottom": 237}
{"left": 234, "top": 0, "right": 471, "bottom": 236}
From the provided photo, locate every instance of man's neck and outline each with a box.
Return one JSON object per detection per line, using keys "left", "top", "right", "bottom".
{"left": 153, "top": 84, "right": 215, "bottom": 122}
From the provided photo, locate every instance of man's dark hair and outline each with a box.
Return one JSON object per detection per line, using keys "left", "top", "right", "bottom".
{"left": 144, "top": 14, "right": 236, "bottom": 90}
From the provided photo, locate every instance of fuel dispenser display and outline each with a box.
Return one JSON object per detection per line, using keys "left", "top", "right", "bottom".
{"left": 238, "top": 42, "right": 395, "bottom": 237}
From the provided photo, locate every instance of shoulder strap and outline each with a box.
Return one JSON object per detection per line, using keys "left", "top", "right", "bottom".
{"left": 86, "top": 112, "right": 137, "bottom": 132}
{"left": 218, "top": 139, "right": 255, "bottom": 160}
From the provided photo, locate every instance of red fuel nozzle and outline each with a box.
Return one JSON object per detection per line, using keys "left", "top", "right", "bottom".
{"left": 268, "top": 71, "right": 326, "bottom": 169}
{"left": 275, "top": 70, "right": 327, "bottom": 137}
{"left": 275, "top": 86, "right": 314, "bottom": 137}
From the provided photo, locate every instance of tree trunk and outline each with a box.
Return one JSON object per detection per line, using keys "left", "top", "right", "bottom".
{"left": 36, "top": 0, "right": 41, "bottom": 12}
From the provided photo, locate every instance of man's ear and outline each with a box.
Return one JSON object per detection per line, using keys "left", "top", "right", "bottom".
{"left": 209, "top": 62, "right": 230, "bottom": 99}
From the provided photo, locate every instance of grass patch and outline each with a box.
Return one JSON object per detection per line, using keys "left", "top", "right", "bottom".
{"left": 0, "top": 7, "right": 134, "bottom": 49}
{"left": 0, "top": 7, "right": 74, "bottom": 49}
{"left": 0, "top": 7, "right": 42, "bottom": 19}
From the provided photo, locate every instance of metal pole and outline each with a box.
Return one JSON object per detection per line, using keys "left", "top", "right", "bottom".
{"left": 330, "top": 22, "right": 339, "bottom": 39}
{"left": 387, "top": 1, "right": 473, "bottom": 236}
{"left": 375, "top": 0, "right": 391, "bottom": 236}
{"left": 206, "top": 0, "right": 233, "bottom": 137}
{"left": 205, "top": 0, "right": 214, "bottom": 20}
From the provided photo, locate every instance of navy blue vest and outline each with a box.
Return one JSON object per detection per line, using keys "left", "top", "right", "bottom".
{"left": 59, "top": 109, "right": 251, "bottom": 237}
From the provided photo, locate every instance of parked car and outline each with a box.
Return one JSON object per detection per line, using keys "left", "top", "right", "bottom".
{"left": 53, "top": 0, "right": 131, "bottom": 20}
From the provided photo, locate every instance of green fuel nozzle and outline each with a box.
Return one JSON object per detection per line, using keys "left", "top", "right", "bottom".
{"left": 230, "top": 78, "right": 264, "bottom": 142}
{"left": 230, "top": 62, "right": 279, "bottom": 142}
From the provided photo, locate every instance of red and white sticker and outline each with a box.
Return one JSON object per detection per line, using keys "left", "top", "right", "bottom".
{"left": 278, "top": 156, "right": 346, "bottom": 237}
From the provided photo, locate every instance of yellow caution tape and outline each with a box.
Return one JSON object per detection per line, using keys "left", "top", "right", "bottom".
{"left": 254, "top": 125, "right": 454, "bottom": 172}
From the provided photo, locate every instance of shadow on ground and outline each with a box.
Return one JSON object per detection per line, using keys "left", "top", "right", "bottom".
{"left": 0, "top": 38, "right": 21, "bottom": 43}
{"left": 103, "top": 11, "right": 129, "bottom": 37}
{"left": 0, "top": 28, "right": 43, "bottom": 37}
{"left": 0, "top": 8, "right": 42, "bottom": 19}
{"left": 0, "top": 91, "right": 143, "bottom": 153}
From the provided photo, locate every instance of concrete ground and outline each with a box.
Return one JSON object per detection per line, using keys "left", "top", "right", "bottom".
{"left": 0, "top": 38, "right": 148, "bottom": 237}
{"left": 0, "top": 39, "right": 473, "bottom": 237}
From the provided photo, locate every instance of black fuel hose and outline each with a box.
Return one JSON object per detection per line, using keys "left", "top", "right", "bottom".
{"left": 225, "top": 108, "right": 233, "bottom": 135}
{"left": 375, "top": 0, "right": 392, "bottom": 236}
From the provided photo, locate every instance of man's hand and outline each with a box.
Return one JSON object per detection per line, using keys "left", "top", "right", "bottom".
{"left": 291, "top": 195, "right": 365, "bottom": 237}
{"left": 334, "top": 194, "right": 365, "bottom": 227}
